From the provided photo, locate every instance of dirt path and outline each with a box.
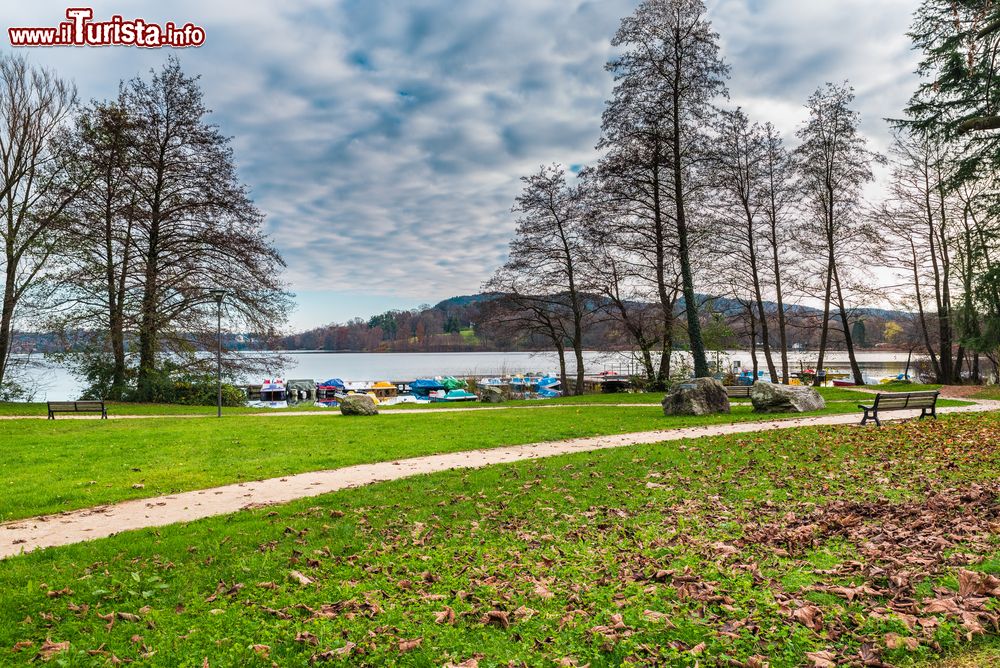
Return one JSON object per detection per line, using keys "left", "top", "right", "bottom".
{"left": 3, "top": 400, "right": 997, "bottom": 559}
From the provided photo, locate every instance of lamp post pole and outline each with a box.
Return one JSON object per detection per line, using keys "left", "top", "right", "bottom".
{"left": 209, "top": 290, "right": 227, "bottom": 418}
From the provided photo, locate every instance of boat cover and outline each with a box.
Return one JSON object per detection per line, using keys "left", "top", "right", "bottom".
{"left": 440, "top": 376, "right": 466, "bottom": 390}
{"left": 410, "top": 378, "right": 445, "bottom": 393}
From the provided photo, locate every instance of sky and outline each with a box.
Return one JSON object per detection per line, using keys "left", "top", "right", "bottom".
{"left": 5, "top": 0, "right": 923, "bottom": 331}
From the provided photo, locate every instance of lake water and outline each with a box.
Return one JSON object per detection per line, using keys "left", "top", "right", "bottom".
{"left": 13, "top": 349, "right": 921, "bottom": 401}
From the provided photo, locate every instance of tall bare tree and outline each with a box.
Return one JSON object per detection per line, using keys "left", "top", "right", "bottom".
{"left": 484, "top": 165, "right": 590, "bottom": 394}
{"left": 710, "top": 108, "right": 779, "bottom": 382}
{"left": 606, "top": 0, "right": 729, "bottom": 379}
{"left": 126, "top": 57, "right": 289, "bottom": 400}
{"left": 0, "top": 54, "right": 78, "bottom": 392}
{"left": 759, "top": 123, "right": 796, "bottom": 383}
{"left": 49, "top": 93, "right": 138, "bottom": 399}
{"left": 794, "top": 83, "right": 881, "bottom": 386}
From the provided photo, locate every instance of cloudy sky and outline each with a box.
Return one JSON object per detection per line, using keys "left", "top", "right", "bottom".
{"left": 7, "top": 0, "right": 922, "bottom": 330}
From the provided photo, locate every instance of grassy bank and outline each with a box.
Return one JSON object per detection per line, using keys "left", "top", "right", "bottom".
{"left": 1, "top": 413, "right": 998, "bottom": 666}
{"left": 0, "top": 387, "right": 875, "bottom": 418}
{"left": 0, "top": 400, "right": 918, "bottom": 522}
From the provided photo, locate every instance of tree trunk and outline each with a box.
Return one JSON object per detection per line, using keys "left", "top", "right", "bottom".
{"left": 814, "top": 255, "right": 834, "bottom": 387}
{"left": 832, "top": 263, "right": 864, "bottom": 385}
{"left": 0, "top": 269, "right": 15, "bottom": 389}
{"left": 671, "top": 61, "right": 708, "bottom": 378}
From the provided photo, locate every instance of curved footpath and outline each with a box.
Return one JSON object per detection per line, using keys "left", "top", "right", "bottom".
{"left": 2, "top": 399, "right": 998, "bottom": 559}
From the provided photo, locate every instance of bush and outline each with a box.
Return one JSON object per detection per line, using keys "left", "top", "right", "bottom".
{"left": 126, "top": 369, "right": 245, "bottom": 406}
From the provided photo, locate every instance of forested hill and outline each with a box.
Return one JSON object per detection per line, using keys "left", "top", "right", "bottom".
{"left": 278, "top": 293, "right": 918, "bottom": 353}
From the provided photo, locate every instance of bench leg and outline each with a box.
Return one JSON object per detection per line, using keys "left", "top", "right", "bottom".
{"left": 47, "top": 412, "right": 53, "bottom": 420}
{"left": 860, "top": 408, "right": 869, "bottom": 426}
{"left": 873, "top": 412, "right": 882, "bottom": 427}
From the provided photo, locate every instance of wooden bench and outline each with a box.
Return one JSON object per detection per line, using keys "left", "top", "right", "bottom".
{"left": 47, "top": 400, "right": 107, "bottom": 420}
{"left": 858, "top": 391, "right": 939, "bottom": 426}
{"left": 725, "top": 386, "right": 752, "bottom": 399}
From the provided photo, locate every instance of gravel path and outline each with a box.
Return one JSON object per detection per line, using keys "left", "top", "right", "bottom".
{"left": 2, "top": 399, "right": 997, "bottom": 559}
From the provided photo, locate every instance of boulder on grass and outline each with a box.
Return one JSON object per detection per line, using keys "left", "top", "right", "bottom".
{"left": 662, "top": 377, "right": 730, "bottom": 416}
{"left": 480, "top": 388, "right": 505, "bottom": 403}
{"left": 339, "top": 394, "right": 378, "bottom": 416}
{"left": 750, "top": 382, "right": 825, "bottom": 413}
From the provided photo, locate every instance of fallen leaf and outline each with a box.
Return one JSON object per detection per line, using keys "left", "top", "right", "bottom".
{"left": 398, "top": 637, "right": 422, "bottom": 652}
{"left": 288, "top": 570, "right": 313, "bottom": 586}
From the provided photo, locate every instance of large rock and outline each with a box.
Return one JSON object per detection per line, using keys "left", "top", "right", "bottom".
{"left": 662, "top": 377, "right": 730, "bottom": 416}
{"left": 480, "top": 388, "right": 505, "bottom": 403}
{"left": 750, "top": 382, "right": 825, "bottom": 413}
{"left": 339, "top": 394, "right": 378, "bottom": 416}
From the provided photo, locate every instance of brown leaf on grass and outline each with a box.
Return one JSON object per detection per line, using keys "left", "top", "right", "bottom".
{"left": 46, "top": 587, "right": 73, "bottom": 598}
{"left": 804, "top": 650, "right": 836, "bottom": 668}
{"left": 958, "top": 569, "right": 1000, "bottom": 597}
{"left": 202, "top": 658, "right": 209, "bottom": 668}
{"left": 689, "top": 642, "right": 706, "bottom": 655}
{"left": 513, "top": 605, "right": 537, "bottom": 621}
{"left": 480, "top": 610, "right": 510, "bottom": 629}
{"left": 252, "top": 644, "right": 270, "bottom": 658}
{"left": 533, "top": 582, "right": 554, "bottom": 599}
{"left": 434, "top": 607, "right": 455, "bottom": 625}
{"left": 792, "top": 605, "right": 824, "bottom": 632}
{"left": 116, "top": 611, "right": 140, "bottom": 622}
{"left": 12, "top": 640, "right": 33, "bottom": 652}
{"left": 257, "top": 581, "right": 277, "bottom": 590}
{"left": 884, "top": 633, "right": 919, "bottom": 651}
{"left": 295, "top": 631, "right": 319, "bottom": 646}
{"left": 923, "top": 597, "right": 962, "bottom": 615}
{"left": 310, "top": 642, "right": 356, "bottom": 662}
{"left": 398, "top": 637, "right": 422, "bottom": 652}
{"left": 38, "top": 640, "right": 70, "bottom": 660}
{"left": 288, "top": 570, "right": 314, "bottom": 586}
{"left": 443, "top": 659, "right": 479, "bottom": 668}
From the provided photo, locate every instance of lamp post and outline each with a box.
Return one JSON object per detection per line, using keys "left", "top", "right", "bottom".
{"left": 208, "top": 289, "right": 227, "bottom": 418}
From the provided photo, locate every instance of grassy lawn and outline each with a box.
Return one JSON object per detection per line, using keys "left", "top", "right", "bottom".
{"left": 0, "top": 387, "right": 876, "bottom": 418}
{"left": 1, "top": 413, "right": 999, "bottom": 666}
{"left": 0, "top": 400, "right": 933, "bottom": 523}
{"left": 0, "top": 402, "right": 330, "bottom": 417}
{"left": 864, "top": 383, "right": 945, "bottom": 393}
{"left": 972, "top": 386, "right": 1000, "bottom": 401}
{"left": 385, "top": 386, "right": 875, "bottom": 410}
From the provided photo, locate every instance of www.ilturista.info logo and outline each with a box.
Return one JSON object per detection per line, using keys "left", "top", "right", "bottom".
{"left": 8, "top": 8, "right": 205, "bottom": 48}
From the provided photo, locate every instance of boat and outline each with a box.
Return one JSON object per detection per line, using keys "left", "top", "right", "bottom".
{"left": 315, "top": 378, "right": 345, "bottom": 407}
{"left": 832, "top": 379, "right": 858, "bottom": 387}
{"left": 250, "top": 379, "right": 288, "bottom": 408}
{"left": 440, "top": 389, "right": 477, "bottom": 402}
{"left": 409, "top": 378, "right": 446, "bottom": 401}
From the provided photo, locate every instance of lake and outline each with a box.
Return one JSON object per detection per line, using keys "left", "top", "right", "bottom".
{"left": 13, "top": 349, "right": 921, "bottom": 401}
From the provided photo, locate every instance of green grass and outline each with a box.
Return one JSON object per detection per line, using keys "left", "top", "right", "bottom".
{"left": 971, "top": 386, "right": 1000, "bottom": 400}
{"left": 0, "top": 401, "right": 330, "bottom": 417}
{"left": 0, "top": 387, "right": 876, "bottom": 418}
{"left": 864, "top": 383, "right": 944, "bottom": 392}
{"left": 0, "top": 400, "right": 905, "bottom": 523}
{"left": 2, "top": 413, "right": 999, "bottom": 666}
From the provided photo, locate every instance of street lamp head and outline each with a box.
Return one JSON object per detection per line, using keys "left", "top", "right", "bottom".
{"left": 208, "top": 289, "right": 227, "bottom": 305}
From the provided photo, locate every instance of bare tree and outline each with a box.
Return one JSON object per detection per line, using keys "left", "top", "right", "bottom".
{"left": 0, "top": 54, "right": 78, "bottom": 392}
{"left": 47, "top": 92, "right": 138, "bottom": 399}
{"left": 758, "top": 123, "right": 796, "bottom": 383}
{"left": 483, "top": 165, "right": 590, "bottom": 394}
{"left": 605, "top": 0, "right": 729, "bottom": 379}
{"left": 710, "top": 108, "right": 779, "bottom": 382}
{"left": 794, "top": 82, "right": 882, "bottom": 386}
{"left": 126, "top": 57, "right": 290, "bottom": 400}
